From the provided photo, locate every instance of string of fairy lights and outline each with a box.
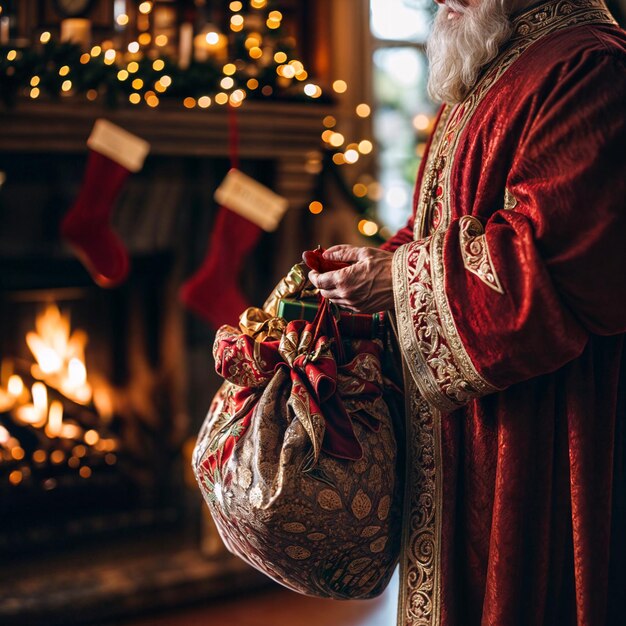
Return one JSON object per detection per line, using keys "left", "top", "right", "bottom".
{"left": 304, "top": 97, "right": 387, "bottom": 242}
{"left": 0, "top": 0, "right": 327, "bottom": 108}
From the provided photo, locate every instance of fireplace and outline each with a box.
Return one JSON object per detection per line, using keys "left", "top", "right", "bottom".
{"left": 0, "top": 99, "right": 328, "bottom": 624}
{"left": 0, "top": 252, "right": 182, "bottom": 558}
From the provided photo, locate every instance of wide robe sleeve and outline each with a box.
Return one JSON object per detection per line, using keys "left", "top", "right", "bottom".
{"left": 392, "top": 51, "right": 626, "bottom": 413}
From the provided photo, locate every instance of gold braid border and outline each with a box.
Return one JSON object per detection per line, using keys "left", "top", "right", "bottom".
{"left": 395, "top": 1, "right": 616, "bottom": 625}
{"left": 396, "top": 373, "right": 443, "bottom": 626}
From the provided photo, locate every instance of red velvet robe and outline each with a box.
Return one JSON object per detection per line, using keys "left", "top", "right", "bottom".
{"left": 381, "top": 1, "right": 626, "bottom": 624}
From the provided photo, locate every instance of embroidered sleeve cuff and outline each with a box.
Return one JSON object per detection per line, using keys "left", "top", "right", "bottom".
{"left": 392, "top": 233, "right": 500, "bottom": 412}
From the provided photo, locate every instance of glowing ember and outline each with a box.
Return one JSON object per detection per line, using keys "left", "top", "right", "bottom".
{"left": 60, "top": 423, "right": 82, "bottom": 440}
{"left": 84, "top": 429, "right": 100, "bottom": 446}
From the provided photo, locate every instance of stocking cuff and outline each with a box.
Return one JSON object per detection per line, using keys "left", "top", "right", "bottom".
{"left": 215, "top": 169, "right": 289, "bottom": 232}
{"left": 88, "top": 119, "right": 150, "bottom": 173}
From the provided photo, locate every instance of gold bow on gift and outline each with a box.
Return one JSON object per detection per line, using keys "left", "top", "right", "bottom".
{"left": 263, "top": 262, "right": 317, "bottom": 317}
{"left": 239, "top": 308, "right": 287, "bottom": 342}
{"left": 239, "top": 262, "right": 318, "bottom": 342}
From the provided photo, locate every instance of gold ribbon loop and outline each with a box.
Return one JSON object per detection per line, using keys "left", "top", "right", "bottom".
{"left": 239, "top": 307, "right": 286, "bottom": 342}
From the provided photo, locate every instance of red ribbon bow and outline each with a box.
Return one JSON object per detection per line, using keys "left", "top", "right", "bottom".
{"left": 213, "top": 299, "right": 383, "bottom": 468}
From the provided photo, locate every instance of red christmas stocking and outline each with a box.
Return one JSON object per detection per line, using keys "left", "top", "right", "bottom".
{"left": 61, "top": 119, "right": 150, "bottom": 288}
{"left": 181, "top": 105, "right": 288, "bottom": 329}
{"left": 179, "top": 206, "right": 262, "bottom": 328}
{"left": 180, "top": 167, "right": 288, "bottom": 328}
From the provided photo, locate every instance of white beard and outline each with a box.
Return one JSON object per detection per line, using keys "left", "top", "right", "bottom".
{"left": 427, "top": 0, "right": 513, "bottom": 104}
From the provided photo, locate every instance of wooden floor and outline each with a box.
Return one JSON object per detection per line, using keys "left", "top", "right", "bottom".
{"left": 125, "top": 571, "right": 398, "bottom": 626}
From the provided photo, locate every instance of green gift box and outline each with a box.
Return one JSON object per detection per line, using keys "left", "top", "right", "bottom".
{"left": 278, "top": 298, "right": 385, "bottom": 339}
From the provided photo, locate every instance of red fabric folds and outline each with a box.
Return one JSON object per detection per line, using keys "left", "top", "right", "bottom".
{"left": 212, "top": 304, "right": 385, "bottom": 471}
{"left": 386, "top": 15, "right": 626, "bottom": 626}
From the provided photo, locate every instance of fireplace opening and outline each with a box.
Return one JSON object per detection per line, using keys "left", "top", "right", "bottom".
{"left": 0, "top": 253, "right": 185, "bottom": 557}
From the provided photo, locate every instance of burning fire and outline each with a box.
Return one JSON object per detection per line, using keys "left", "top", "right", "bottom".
{"left": 26, "top": 303, "right": 92, "bottom": 405}
{"left": 0, "top": 302, "right": 119, "bottom": 487}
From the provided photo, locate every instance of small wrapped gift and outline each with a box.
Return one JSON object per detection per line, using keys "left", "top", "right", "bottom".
{"left": 278, "top": 298, "right": 386, "bottom": 339}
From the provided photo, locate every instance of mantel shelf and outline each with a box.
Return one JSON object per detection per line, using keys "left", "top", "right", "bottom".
{"left": 0, "top": 99, "right": 333, "bottom": 158}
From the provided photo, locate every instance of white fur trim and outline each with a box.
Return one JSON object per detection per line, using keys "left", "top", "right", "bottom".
{"left": 87, "top": 119, "right": 150, "bottom": 173}
{"left": 215, "top": 169, "right": 289, "bottom": 232}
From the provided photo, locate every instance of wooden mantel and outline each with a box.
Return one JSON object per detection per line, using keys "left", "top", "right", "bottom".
{"left": 0, "top": 99, "right": 332, "bottom": 158}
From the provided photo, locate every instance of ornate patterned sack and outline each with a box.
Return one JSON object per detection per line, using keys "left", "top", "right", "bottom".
{"left": 192, "top": 299, "right": 402, "bottom": 599}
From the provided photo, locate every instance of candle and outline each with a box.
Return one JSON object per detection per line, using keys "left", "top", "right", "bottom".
{"left": 60, "top": 18, "right": 92, "bottom": 50}
{"left": 194, "top": 27, "right": 228, "bottom": 63}
{"left": 0, "top": 16, "right": 10, "bottom": 46}
{"left": 179, "top": 22, "right": 193, "bottom": 69}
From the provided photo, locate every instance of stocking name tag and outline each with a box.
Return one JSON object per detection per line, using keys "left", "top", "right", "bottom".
{"left": 215, "top": 169, "right": 289, "bottom": 232}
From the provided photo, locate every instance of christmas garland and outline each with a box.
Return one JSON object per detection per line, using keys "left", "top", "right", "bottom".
{"left": 0, "top": 6, "right": 330, "bottom": 109}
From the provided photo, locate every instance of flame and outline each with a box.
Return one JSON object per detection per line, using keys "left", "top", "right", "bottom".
{"left": 8, "top": 375, "right": 24, "bottom": 397}
{"left": 26, "top": 303, "right": 92, "bottom": 405}
{"left": 15, "top": 404, "right": 46, "bottom": 427}
{"left": 68, "top": 358, "right": 86, "bottom": 386}
{"left": 32, "top": 382, "right": 47, "bottom": 415}
{"left": 0, "top": 389, "right": 15, "bottom": 413}
{"left": 0, "top": 302, "right": 121, "bottom": 458}
{"left": 46, "top": 401, "right": 64, "bottom": 437}
{"left": 0, "top": 425, "right": 10, "bottom": 445}
{"left": 93, "top": 386, "right": 114, "bottom": 422}
{"left": 26, "top": 334, "right": 63, "bottom": 374}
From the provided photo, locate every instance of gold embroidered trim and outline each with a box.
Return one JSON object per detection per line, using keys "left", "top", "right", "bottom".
{"left": 396, "top": 1, "right": 615, "bottom": 625}
{"left": 413, "top": 107, "right": 452, "bottom": 242}
{"left": 393, "top": 237, "right": 499, "bottom": 411}
{"left": 393, "top": 241, "right": 469, "bottom": 412}
{"left": 396, "top": 373, "right": 443, "bottom": 626}
{"left": 459, "top": 216, "right": 505, "bottom": 294}
{"left": 393, "top": 241, "right": 457, "bottom": 412}
{"left": 504, "top": 187, "right": 518, "bottom": 211}
{"left": 511, "top": 0, "right": 616, "bottom": 42}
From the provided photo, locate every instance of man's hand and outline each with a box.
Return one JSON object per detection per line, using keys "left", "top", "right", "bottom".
{"left": 305, "top": 245, "right": 395, "bottom": 314}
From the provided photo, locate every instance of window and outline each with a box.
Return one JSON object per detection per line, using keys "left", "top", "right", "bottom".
{"left": 370, "top": 0, "right": 436, "bottom": 231}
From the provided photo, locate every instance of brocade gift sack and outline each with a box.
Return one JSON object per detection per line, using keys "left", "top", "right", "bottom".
{"left": 192, "top": 300, "right": 402, "bottom": 599}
